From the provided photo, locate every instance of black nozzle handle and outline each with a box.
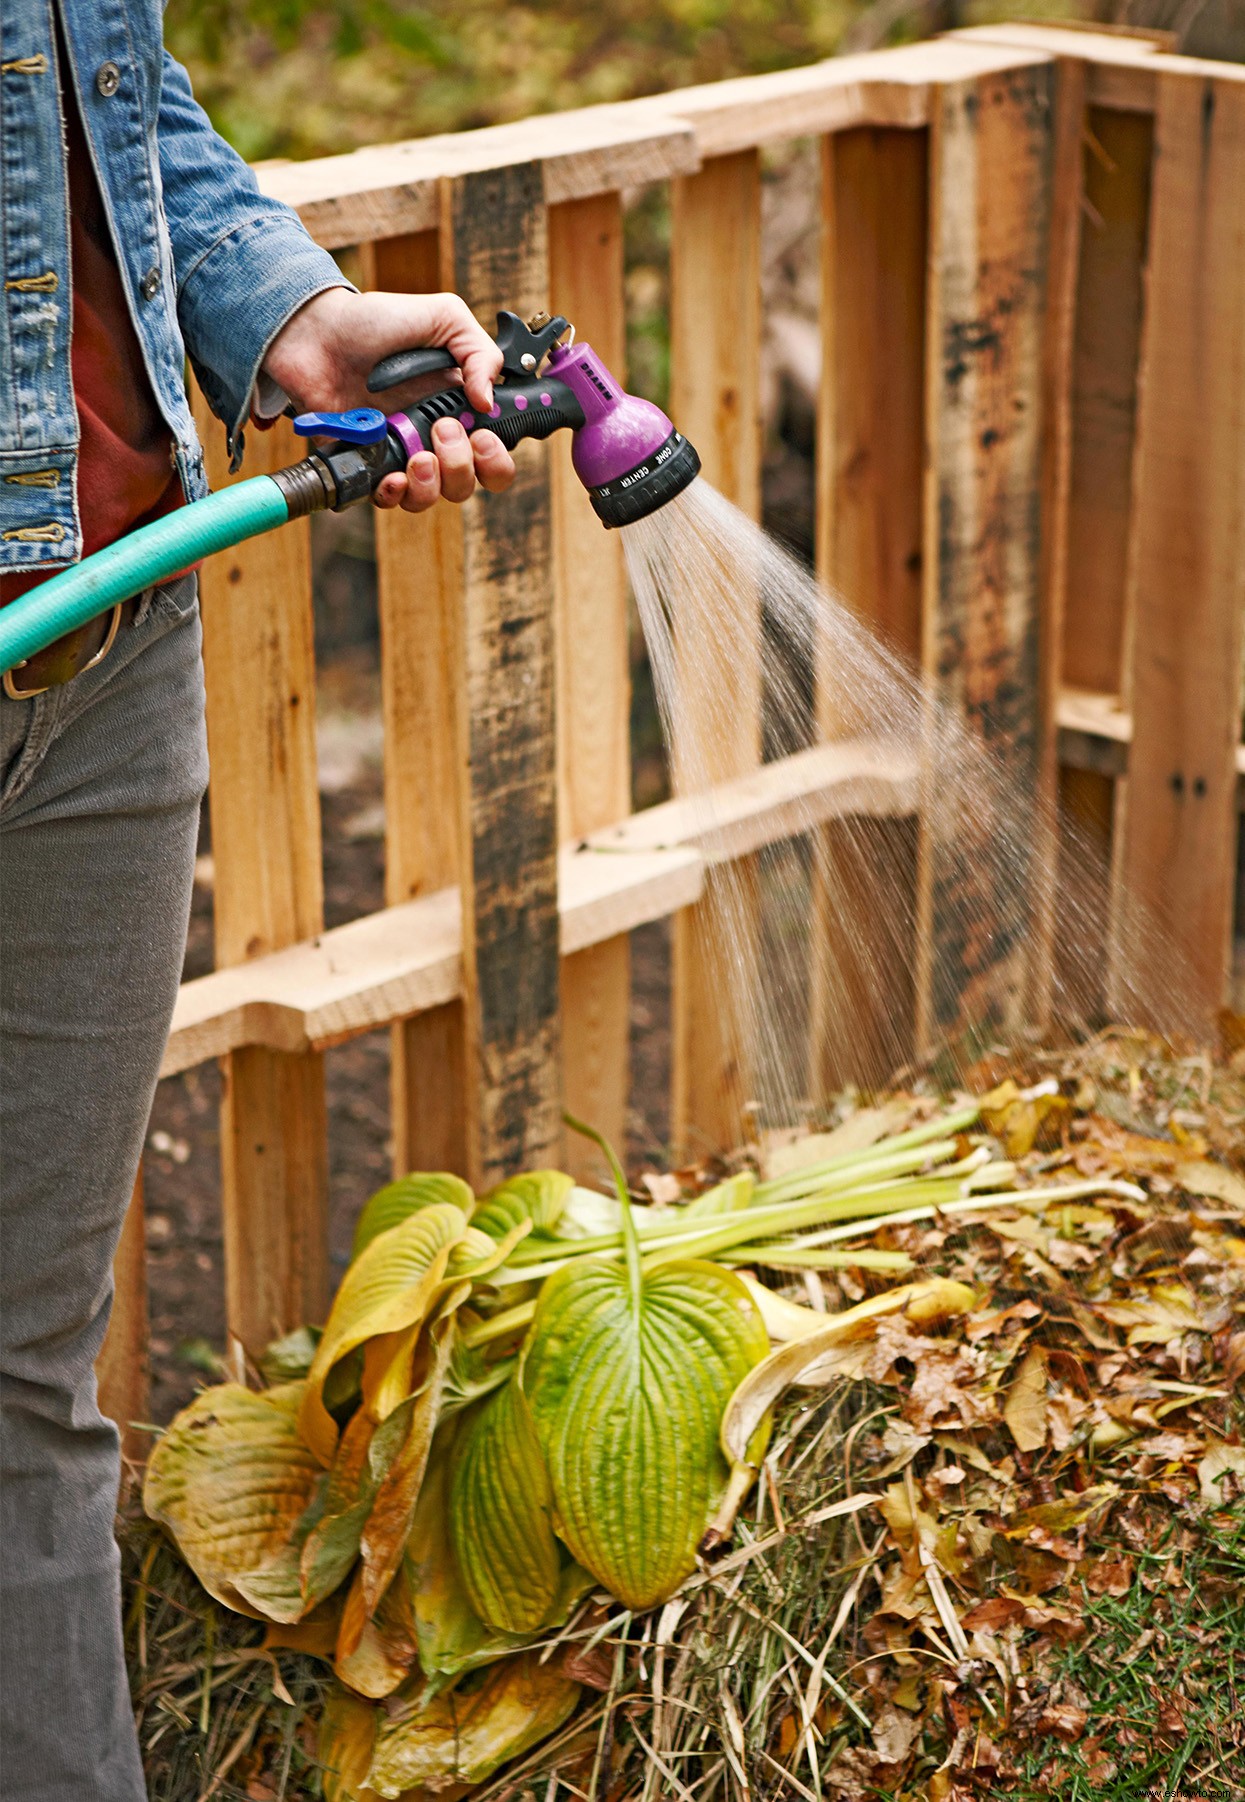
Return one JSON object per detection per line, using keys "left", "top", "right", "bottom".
{"left": 367, "top": 346, "right": 458, "bottom": 393}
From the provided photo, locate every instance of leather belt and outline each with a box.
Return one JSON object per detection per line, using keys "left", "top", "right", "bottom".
{"left": 2, "top": 595, "right": 140, "bottom": 701}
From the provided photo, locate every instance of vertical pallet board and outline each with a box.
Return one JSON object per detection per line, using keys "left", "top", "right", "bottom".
{"left": 814, "top": 125, "right": 927, "bottom": 1093}
{"left": 194, "top": 396, "right": 329, "bottom": 1351}
{"left": 1057, "top": 106, "right": 1154, "bottom": 1016}
{"left": 669, "top": 150, "right": 763, "bottom": 1152}
{"left": 95, "top": 1170, "right": 148, "bottom": 1466}
{"left": 362, "top": 229, "right": 471, "bottom": 1177}
{"left": 1028, "top": 55, "right": 1086, "bottom": 1030}
{"left": 441, "top": 165, "right": 564, "bottom": 1187}
{"left": 549, "top": 193, "right": 632, "bottom": 1178}
{"left": 1114, "top": 68, "right": 1245, "bottom": 1030}
{"left": 916, "top": 55, "right": 1057, "bottom": 1057}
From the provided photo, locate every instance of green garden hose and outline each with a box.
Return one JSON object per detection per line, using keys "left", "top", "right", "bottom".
{"left": 0, "top": 476, "right": 290, "bottom": 676}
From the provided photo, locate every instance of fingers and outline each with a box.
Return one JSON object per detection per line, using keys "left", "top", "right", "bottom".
{"left": 472, "top": 430, "right": 516, "bottom": 494}
{"left": 426, "top": 294, "right": 503, "bottom": 412}
{"left": 370, "top": 421, "right": 516, "bottom": 516}
{"left": 430, "top": 419, "right": 475, "bottom": 504}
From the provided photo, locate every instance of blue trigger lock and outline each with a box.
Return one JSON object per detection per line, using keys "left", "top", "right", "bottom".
{"left": 292, "top": 407, "right": 389, "bottom": 445}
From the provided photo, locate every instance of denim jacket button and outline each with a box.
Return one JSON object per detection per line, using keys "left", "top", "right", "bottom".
{"left": 140, "top": 267, "right": 161, "bottom": 301}
{"left": 96, "top": 61, "right": 121, "bottom": 97}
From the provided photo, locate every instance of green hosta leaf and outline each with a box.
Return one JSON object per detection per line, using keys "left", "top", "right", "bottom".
{"left": 365, "top": 1653, "right": 581, "bottom": 1798}
{"left": 522, "top": 1257, "right": 769, "bottom": 1609}
{"left": 352, "top": 1173, "right": 475, "bottom": 1260}
{"left": 143, "top": 1383, "right": 322, "bottom": 1619}
{"left": 471, "top": 1170, "right": 574, "bottom": 1242}
{"left": 449, "top": 1379, "right": 560, "bottom": 1633}
{"left": 406, "top": 1420, "right": 514, "bottom": 1683}
{"left": 683, "top": 1172, "right": 755, "bottom": 1218}
{"left": 300, "top": 1202, "right": 468, "bottom": 1464}
{"left": 259, "top": 1324, "right": 322, "bottom": 1384}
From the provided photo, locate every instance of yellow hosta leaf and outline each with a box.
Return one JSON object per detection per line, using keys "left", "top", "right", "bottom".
{"left": 471, "top": 1170, "right": 574, "bottom": 1241}
{"left": 523, "top": 1257, "right": 769, "bottom": 1609}
{"left": 319, "top": 1688, "right": 384, "bottom": 1802}
{"left": 335, "top": 1562, "right": 419, "bottom": 1700}
{"left": 449, "top": 1378, "right": 560, "bottom": 1633}
{"left": 352, "top": 1174, "right": 475, "bottom": 1260}
{"left": 1003, "top": 1346, "right": 1048, "bottom": 1453}
{"left": 721, "top": 1281, "right": 977, "bottom": 1466}
{"left": 300, "top": 1204, "right": 467, "bottom": 1464}
{"left": 143, "top": 1383, "right": 322, "bottom": 1619}
{"left": 365, "top": 1654, "right": 581, "bottom": 1798}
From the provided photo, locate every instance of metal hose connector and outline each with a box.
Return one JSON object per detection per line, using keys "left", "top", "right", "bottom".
{"left": 271, "top": 457, "right": 335, "bottom": 519}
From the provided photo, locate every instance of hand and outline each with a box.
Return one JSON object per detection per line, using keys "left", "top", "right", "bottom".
{"left": 263, "top": 287, "right": 517, "bottom": 513}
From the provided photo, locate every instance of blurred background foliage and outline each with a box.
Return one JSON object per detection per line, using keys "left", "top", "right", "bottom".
{"left": 164, "top": 0, "right": 1244, "bottom": 165}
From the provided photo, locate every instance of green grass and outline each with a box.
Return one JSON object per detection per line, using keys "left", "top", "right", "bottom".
{"left": 1011, "top": 1504, "right": 1245, "bottom": 1802}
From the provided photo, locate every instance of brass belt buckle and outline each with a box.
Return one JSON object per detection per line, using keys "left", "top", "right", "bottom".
{"left": 2, "top": 602, "right": 124, "bottom": 701}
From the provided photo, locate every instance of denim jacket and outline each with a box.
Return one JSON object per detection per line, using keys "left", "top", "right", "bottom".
{"left": 0, "top": 0, "right": 349, "bottom": 574}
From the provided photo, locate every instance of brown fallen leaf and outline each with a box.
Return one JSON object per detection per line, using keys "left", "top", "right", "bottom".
{"left": 872, "top": 1702, "right": 920, "bottom": 1765}
{"left": 1085, "top": 1555, "right": 1133, "bottom": 1596}
{"left": 1176, "top": 1159, "right": 1245, "bottom": 1211}
{"left": 1003, "top": 1345, "right": 1048, "bottom": 1452}
{"left": 1035, "top": 1703, "right": 1087, "bottom": 1741}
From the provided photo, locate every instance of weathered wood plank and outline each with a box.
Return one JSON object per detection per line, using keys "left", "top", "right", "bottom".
{"left": 1063, "top": 108, "right": 1154, "bottom": 697}
{"left": 1113, "top": 67, "right": 1245, "bottom": 1030}
{"left": 915, "top": 59, "right": 1057, "bottom": 1057}
{"left": 260, "top": 108, "right": 699, "bottom": 248}
{"left": 442, "top": 165, "right": 564, "bottom": 1186}
{"left": 549, "top": 193, "right": 632, "bottom": 1176}
{"left": 161, "top": 740, "right": 916, "bottom": 1074}
{"left": 194, "top": 396, "right": 329, "bottom": 1349}
{"left": 95, "top": 1170, "right": 148, "bottom": 1468}
{"left": 1029, "top": 55, "right": 1087, "bottom": 1030}
{"left": 814, "top": 125, "right": 927, "bottom": 1094}
{"left": 361, "top": 229, "right": 471, "bottom": 1179}
{"left": 669, "top": 149, "right": 763, "bottom": 1153}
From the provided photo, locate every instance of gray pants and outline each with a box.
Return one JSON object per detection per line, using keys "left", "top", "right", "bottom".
{"left": 0, "top": 576, "right": 207, "bottom": 1801}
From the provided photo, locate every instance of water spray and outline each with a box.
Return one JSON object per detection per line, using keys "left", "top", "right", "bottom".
{"left": 0, "top": 310, "right": 701, "bottom": 678}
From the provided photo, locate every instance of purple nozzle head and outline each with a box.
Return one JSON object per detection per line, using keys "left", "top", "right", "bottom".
{"left": 547, "top": 340, "right": 700, "bottom": 528}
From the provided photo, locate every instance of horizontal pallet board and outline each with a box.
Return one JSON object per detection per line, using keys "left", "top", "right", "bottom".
{"left": 163, "top": 737, "right": 918, "bottom": 1074}
{"left": 256, "top": 35, "right": 1195, "bottom": 250}
{"left": 1056, "top": 688, "right": 1245, "bottom": 799}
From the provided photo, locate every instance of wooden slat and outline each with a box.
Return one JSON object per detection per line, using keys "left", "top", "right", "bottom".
{"left": 1113, "top": 67, "right": 1245, "bottom": 1029}
{"left": 261, "top": 108, "right": 698, "bottom": 248}
{"left": 549, "top": 193, "right": 633, "bottom": 1177}
{"left": 1063, "top": 109, "right": 1154, "bottom": 697}
{"left": 361, "top": 229, "right": 471, "bottom": 1179}
{"left": 95, "top": 1169, "right": 148, "bottom": 1467}
{"left": 441, "top": 165, "right": 564, "bottom": 1187}
{"left": 1029, "top": 55, "right": 1087, "bottom": 1030}
{"left": 915, "top": 57, "right": 1058, "bottom": 1057}
{"left": 194, "top": 398, "right": 329, "bottom": 1350}
{"left": 669, "top": 149, "right": 763, "bottom": 1154}
{"left": 161, "top": 739, "right": 916, "bottom": 1074}
{"left": 814, "top": 125, "right": 927, "bottom": 1094}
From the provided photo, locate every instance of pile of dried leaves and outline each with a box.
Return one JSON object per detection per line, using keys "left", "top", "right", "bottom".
{"left": 124, "top": 1028, "right": 1245, "bottom": 1801}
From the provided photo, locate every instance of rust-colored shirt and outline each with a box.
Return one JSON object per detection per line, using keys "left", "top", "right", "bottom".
{"left": 0, "top": 77, "right": 184, "bottom": 607}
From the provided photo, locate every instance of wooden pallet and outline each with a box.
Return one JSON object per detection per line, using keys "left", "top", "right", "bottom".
{"left": 99, "top": 27, "right": 1245, "bottom": 1441}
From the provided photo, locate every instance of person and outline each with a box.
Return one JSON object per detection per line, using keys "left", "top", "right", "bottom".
{"left": 0, "top": 4, "right": 516, "bottom": 1796}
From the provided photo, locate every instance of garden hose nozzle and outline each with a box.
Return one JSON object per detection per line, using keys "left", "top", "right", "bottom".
{"left": 0, "top": 309, "right": 701, "bottom": 678}
{"left": 283, "top": 308, "right": 700, "bottom": 529}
